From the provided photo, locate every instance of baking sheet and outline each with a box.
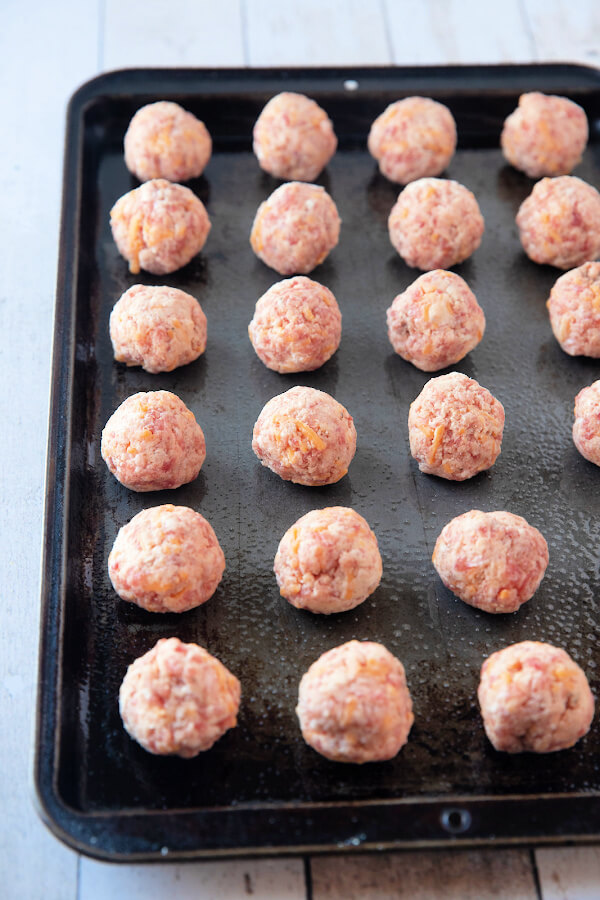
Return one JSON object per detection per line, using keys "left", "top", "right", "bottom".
{"left": 36, "top": 65, "right": 600, "bottom": 859}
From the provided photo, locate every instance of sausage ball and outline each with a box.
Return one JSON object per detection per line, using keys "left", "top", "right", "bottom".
{"left": 388, "top": 177, "right": 484, "bottom": 271}
{"left": 124, "top": 101, "right": 212, "bottom": 183}
{"left": 296, "top": 640, "right": 414, "bottom": 763}
{"left": 573, "top": 380, "right": 600, "bottom": 466}
{"left": 432, "top": 510, "right": 549, "bottom": 614}
{"left": 501, "top": 92, "right": 588, "bottom": 179}
{"left": 248, "top": 276, "right": 341, "bottom": 373}
{"left": 253, "top": 92, "right": 337, "bottom": 182}
{"left": 110, "top": 178, "right": 211, "bottom": 275}
{"left": 250, "top": 182, "right": 341, "bottom": 276}
{"left": 274, "top": 507, "right": 382, "bottom": 614}
{"left": 101, "top": 390, "right": 206, "bottom": 492}
{"left": 108, "top": 505, "right": 225, "bottom": 613}
{"left": 408, "top": 372, "right": 504, "bottom": 481}
{"left": 516, "top": 176, "right": 600, "bottom": 270}
{"left": 478, "top": 641, "right": 595, "bottom": 753}
{"left": 386, "top": 269, "right": 485, "bottom": 371}
{"left": 109, "top": 284, "right": 207, "bottom": 373}
{"left": 252, "top": 385, "right": 356, "bottom": 486}
{"left": 547, "top": 261, "right": 600, "bottom": 356}
{"left": 119, "top": 637, "right": 241, "bottom": 757}
{"left": 368, "top": 96, "right": 457, "bottom": 185}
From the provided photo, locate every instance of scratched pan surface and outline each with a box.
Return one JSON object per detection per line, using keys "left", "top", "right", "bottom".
{"left": 36, "top": 66, "right": 600, "bottom": 860}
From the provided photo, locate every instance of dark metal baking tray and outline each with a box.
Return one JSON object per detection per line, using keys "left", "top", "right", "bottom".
{"left": 36, "top": 65, "right": 600, "bottom": 860}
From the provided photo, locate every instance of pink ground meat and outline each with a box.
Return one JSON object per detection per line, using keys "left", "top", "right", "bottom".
{"left": 432, "top": 510, "right": 548, "bottom": 614}
{"left": 274, "top": 507, "right": 382, "bottom": 614}
{"left": 119, "top": 637, "right": 241, "bottom": 757}
{"left": 516, "top": 175, "right": 600, "bottom": 270}
{"left": 501, "top": 92, "right": 588, "bottom": 179}
{"left": 110, "top": 178, "right": 211, "bottom": 275}
{"left": 252, "top": 385, "right": 356, "bottom": 486}
{"left": 110, "top": 284, "right": 207, "bottom": 373}
{"left": 296, "top": 640, "right": 413, "bottom": 763}
{"left": 386, "top": 269, "right": 485, "bottom": 371}
{"left": 368, "top": 96, "right": 456, "bottom": 185}
{"left": 253, "top": 91, "right": 337, "bottom": 182}
{"left": 250, "top": 182, "right": 341, "bottom": 275}
{"left": 408, "top": 372, "right": 504, "bottom": 481}
{"left": 547, "top": 261, "right": 600, "bottom": 356}
{"left": 248, "top": 276, "right": 341, "bottom": 373}
{"left": 101, "top": 390, "right": 206, "bottom": 492}
{"left": 573, "top": 380, "right": 600, "bottom": 466}
{"left": 388, "top": 177, "right": 484, "bottom": 270}
{"left": 478, "top": 641, "right": 595, "bottom": 753}
{"left": 108, "top": 504, "right": 225, "bottom": 613}
{"left": 124, "top": 101, "right": 212, "bottom": 183}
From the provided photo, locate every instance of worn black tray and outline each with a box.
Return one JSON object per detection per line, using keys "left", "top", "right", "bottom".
{"left": 36, "top": 65, "right": 600, "bottom": 861}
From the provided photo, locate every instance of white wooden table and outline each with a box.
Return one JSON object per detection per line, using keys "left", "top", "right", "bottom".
{"left": 2, "top": 1, "right": 599, "bottom": 897}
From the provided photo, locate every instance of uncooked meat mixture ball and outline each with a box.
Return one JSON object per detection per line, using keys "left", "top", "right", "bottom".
{"left": 501, "top": 92, "right": 588, "bottom": 178}
{"left": 124, "top": 101, "right": 212, "bottom": 183}
{"left": 253, "top": 92, "right": 337, "bottom": 182}
{"left": 432, "top": 510, "right": 548, "bottom": 614}
{"left": 108, "top": 505, "right": 225, "bottom": 613}
{"left": 110, "top": 284, "right": 207, "bottom": 373}
{"left": 252, "top": 385, "right": 356, "bottom": 486}
{"left": 547, "top": 262, "right": 600, "bottom": 356}
{"left": 368, "top": 96, "right": 457, "bottom": 184}
{"left": 296, "top": 640, "right": 414, "bottom": 763}
{"left": 248, "top": 276, "right": 341, "bottom": 373}
{"left": 119, "top": 637, "right": 241, "bottom": 757}
{"left": 516, "top": 176, "right": 600, "bottom": 270}
{"left": 573, "top": 380, "right": 600, "bottom": 466}
{"left": 478, "top": 641, "right": 595, "bottom": 753}
{"left": 101, "top": 390, "right": 206, "bottom": 492}
{"left": 274, "top": 507, "right": 382, "bottom": 614}
{"left": 386, "top": 269, "right": 485, "bottom": 371}
{"left": 388, "top": 178, "right": 484, "bottom": 271}
{"left": 110, "top": 178, "right": 211, "bottom": 275}
{"left": 250, "top": 182, "right": 341, "bottom": 276}
{"left": 408, "top": 372, "right": 504, "bottom": 481}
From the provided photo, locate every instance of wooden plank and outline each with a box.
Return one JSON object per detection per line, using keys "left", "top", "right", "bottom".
{"left": 103, "top": 0, "right": 245, "bottom": 69}
{"left": 311, "top": 849, "right": 538, "bottom": 899}
{"left": 245, "top": 0, "right": 390, "bottom": 66}
{"left": 536, "top": 846, "right": 600, "bottom": 900}
{"left": 523, "top": 0, "right": 600, "bottom": 65}
{"left": 0, "top": 0, "right": 100, "bottom": 898}
{"left": 79, "top": 857, "right": 306, "bottom": 899}
{"left": 384, "top": 0, "right": 536, "bottom": 65}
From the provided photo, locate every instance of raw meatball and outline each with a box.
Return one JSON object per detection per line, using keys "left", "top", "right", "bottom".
{"left": 547, "top": 261, "right": 600, "bottom": 356}
{"left": 108, "top": 505, "right": 225, "bottom": 613}
{"left": 101, "top": 390, "right": 206, "bottom": 492}
{"left": 573, "top": 380, "right": 600, "bottom": 465}
{"left": 501, "top": 92, "right": 588, "bottom": 178}
{"left": 388, "top": 178, "right": 484, "bottom": 270}
{"left": 478, "top": 641, "right": 595, "bottom": 753}
{"left": 516, "top": 176, "right": 600, "bottom": 270}
{"left": 250, "top": 182, "right": 340, "bottom": 275}
{"left": 386, "top": 269, "right": 485, "bottom": 371}
{"left": 408, "top": 372, "right": 504, "bottom": 481}
{"left": 296, "top": 640, "right": 413, "bottom": 763}
{"left": 274, "top": 507, "right": 382, "bottom": 614}
{"left": 253, "top": 92, "right": 337, "bottom": 182}
{"left": 110, "top": 284, "right": 207, "bottom": 373}
{"left": 252, "top": 385, "right": 356, "bottom": 486}
{"left": 110, "top": 178, "right": 211, "bottom": 275}
{"left": 248, "top": 276, "right": 341, "bottom": 373}
{"left": 368, "top": 96, "right": 456, "bottom": 184}
{"left": 432, "top": 510, "right": 548, "bottom": 614}
{"left": 119, "top": 637, "right": 240, "bottom": 757}
{"left": 124, "top": 101, "right": 212, "bottom": 183}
